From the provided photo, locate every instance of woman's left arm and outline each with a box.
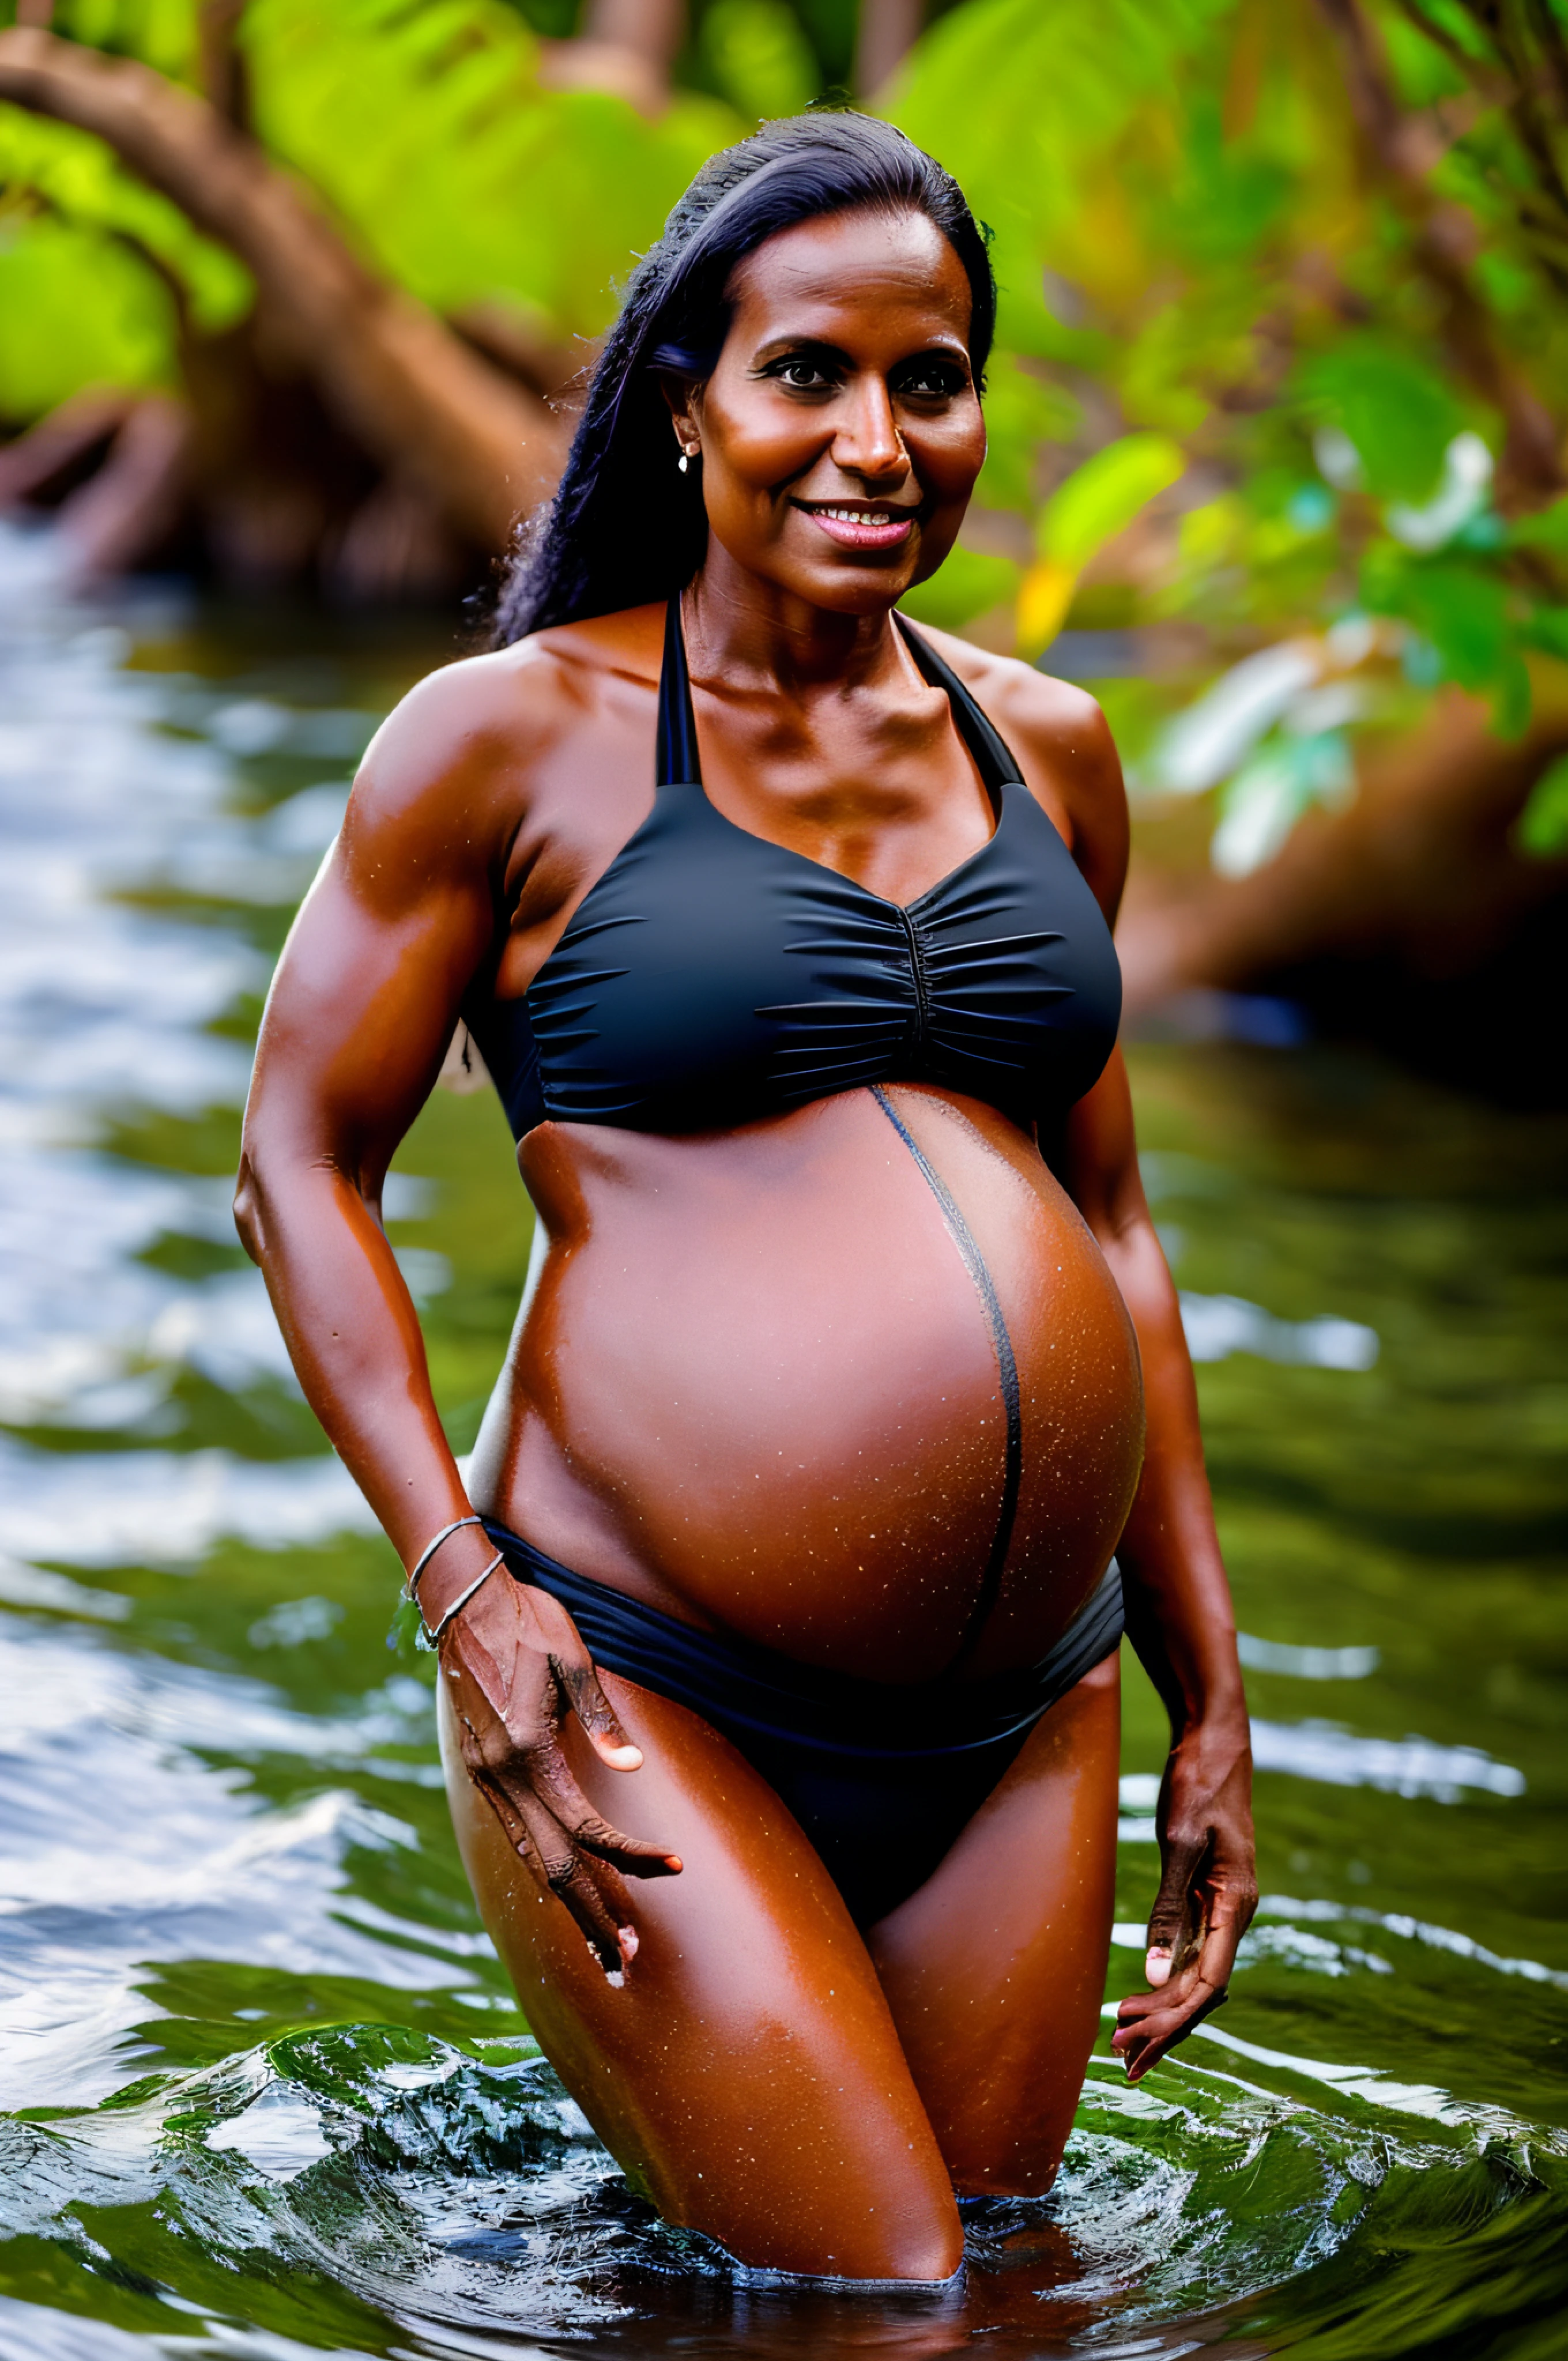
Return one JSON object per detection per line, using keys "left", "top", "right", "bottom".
{"left": 1060, "top": 1055, "right": 1257, "bottom": 2081}
{"left": 981, "top": 653, "right": 1257, "bottom": 2080}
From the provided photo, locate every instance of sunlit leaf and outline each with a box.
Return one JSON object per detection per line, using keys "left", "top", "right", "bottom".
{"left": 1016, "top": 560, "right": 1076, "bottom": 656}
{"left": 1513, "top": 751, "right": 1568, "bottom": 858}
{"left": 0, "top": 212, "right": 174, "bottom": 416}
{"left": 240, "top": 0, "right": 741, "bottom": 335}
{"left": 1035, "top": 433, "right": 1186, "bottom": 571}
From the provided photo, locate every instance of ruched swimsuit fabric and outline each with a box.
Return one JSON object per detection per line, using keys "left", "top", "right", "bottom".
{"left": 466, "top": 599, "right": 1122, "bottom": 1141}
{"left": 466, "top": 601, "right": 1128, "bottom": 1924}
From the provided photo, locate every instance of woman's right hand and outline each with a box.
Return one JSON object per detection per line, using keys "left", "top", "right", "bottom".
{"left": 435, "top": 1570, "right": 683, "bottom": 1973}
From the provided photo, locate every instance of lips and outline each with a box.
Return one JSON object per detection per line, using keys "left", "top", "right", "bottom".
{"left": 796, "top": 504, "right": 918, "bottom": 551}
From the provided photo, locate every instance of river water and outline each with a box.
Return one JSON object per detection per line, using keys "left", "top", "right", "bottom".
{"left": 0, "top": 524, "right": 1563, "bottom": 2359}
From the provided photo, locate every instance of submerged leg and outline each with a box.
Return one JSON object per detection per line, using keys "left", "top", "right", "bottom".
{"left": 866, "top": 1653, "right": 1120, "bottom": 2196}
{"left": 439, "top": 1669, "right": 964, "bottom": 2283}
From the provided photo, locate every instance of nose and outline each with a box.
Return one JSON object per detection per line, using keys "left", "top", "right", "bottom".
{"left": 831, "top": 372, "right": 907, "bottom": 482}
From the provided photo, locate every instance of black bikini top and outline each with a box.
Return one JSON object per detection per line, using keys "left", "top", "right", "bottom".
{"left": 466, "top": 602, "right": 1121, "bottom": 1144}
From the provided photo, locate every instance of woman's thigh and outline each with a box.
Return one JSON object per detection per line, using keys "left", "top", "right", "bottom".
{"left": 865, "top": 1653, "right": 1121, "bottom": 2197}
{"left": 438, "top": 1670, "right": 963, "bottom": 2283}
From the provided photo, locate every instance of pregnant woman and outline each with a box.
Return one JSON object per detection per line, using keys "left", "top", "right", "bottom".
{"left": 237, "top": 113, "right": 1255, "bottom": 2283}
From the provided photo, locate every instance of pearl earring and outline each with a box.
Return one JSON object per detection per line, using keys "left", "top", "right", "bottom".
{"left": 678, "top": 450, "right": 692, "bottom": 473}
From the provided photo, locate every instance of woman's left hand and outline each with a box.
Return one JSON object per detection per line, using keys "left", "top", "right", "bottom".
{"left": 1110, "top": 1712, "right": 1257, "bottom": 2083}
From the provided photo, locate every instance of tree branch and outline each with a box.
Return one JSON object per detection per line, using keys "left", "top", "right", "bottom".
{"left": 0, "top": 27, "right": 567, "bottom": 550}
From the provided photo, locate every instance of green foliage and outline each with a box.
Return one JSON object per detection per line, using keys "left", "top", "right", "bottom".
{"left": 891, "top": 0, "right": 1568, "bottom": 866}
{"left": 0, "top": 95, "right": 251, "bottom": 423}
{"left": 51, "top": 0, "right": 199, "bottom": 81}
{"left": 1298, "top": 338, "right": 1464, "bottom": 504}
{"left": 1514, "top": 752, "right": 1568, "bottom": 858}
{"left": 1511, "top": 498, "right": 1568, "bottom": 556}
{"left": 973, "top": 352, "right": 1080, "bottom": 515}
{"left": 3, "top": 0, "right": 1567, "bottom": 890}
{"left": 240, "top": 0, "right": 741, "bottom": 335}
{"left": 900, "top": 542, "right": 1019, "bottom": 632}
{"left": 1363, "top": 551, "right": 1532, "bottom": 736}
{"left": 1036, "top": 434, "right": 1186, "bottom": 570}
{"left": 0, "top": 100, "right": 250, "bottom": 327}
{"left": 0, "top": 209, "right": 172, "bottom": 413}
{"left": 699, "top": 0, "right": 819, "bottom": 121}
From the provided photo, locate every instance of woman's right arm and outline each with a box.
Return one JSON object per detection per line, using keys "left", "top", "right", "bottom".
{"left": 234, "top": 656, "right": 680, "bottom": 1970}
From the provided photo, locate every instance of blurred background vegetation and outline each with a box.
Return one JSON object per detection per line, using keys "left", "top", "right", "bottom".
{"left": 4, "top": 0, "right": 1568, "bottom": 1096}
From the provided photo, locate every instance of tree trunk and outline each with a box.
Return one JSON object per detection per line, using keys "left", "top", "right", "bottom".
{"left": 0, "top": 27, "right": 568, "bottom": 554}
{"left": 855, "top": 0, "right": 924, "bottom": 97}
{"left": 540, "top": 0, "right": 687, "bottom": 117}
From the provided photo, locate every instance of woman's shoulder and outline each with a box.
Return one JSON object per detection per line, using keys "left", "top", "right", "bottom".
{"left": 909, "top": 622, "right": 1113, "bottom": 771}
{"left": 350, "top": 605, "right": 667, "bottom": 829}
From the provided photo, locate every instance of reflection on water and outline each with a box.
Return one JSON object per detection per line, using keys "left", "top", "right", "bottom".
{"left": 0, "top": 522, "right": 1565, "bottom": 2356}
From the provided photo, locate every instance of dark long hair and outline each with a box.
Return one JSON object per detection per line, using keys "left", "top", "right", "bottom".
{"left": 491, "top": 112, "right": 995, "bottom": 645}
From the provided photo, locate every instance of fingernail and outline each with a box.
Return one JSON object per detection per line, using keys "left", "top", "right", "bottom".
{"left": 619, "top": 1924, "right": 638, "bottom": 1962}
{"left": 1146, "top": 1946, "right": 1173, "bottom": 1987}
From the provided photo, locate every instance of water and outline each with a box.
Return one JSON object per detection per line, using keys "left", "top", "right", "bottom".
{"left": 0, "top": 522, "right": 1564, "bottom": 2358}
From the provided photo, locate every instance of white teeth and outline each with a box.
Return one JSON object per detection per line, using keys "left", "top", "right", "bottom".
{"left": 816, "top": 507, "right": 906, "bottom": 525}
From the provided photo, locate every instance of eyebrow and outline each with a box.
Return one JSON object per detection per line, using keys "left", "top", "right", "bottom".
{"left": 747, "top": 332, "right": 971, "bottom": 368}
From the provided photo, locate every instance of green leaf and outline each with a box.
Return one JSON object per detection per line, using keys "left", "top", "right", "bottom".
{"left": 0, "top": 213, "right": 174, "bottom": 418}
{"left": 1035, "top": 432, "right": 1186, "bottom": 569}
{"left": 1299, "top": 338, "right": 1464, "bottom": 504}
{"left": 1514, "top": 752, "right": 1568, "bottom": 859}
{"left": 1364, "top": 552, "right": 1532, "bottom": 737}
{"left": 1365, "top": 554, "right": 1501, "bottom": 681}
{"left": 1524, "top": 605, "right": 1568, "bottom": 661}
{"left": 54, "top": 0, "right": 200, "bottom": 82}
{"left": 700, "top": 0, "right": 819, "bottom": 121}
{"left": 0, "top": 99, "right": 252, "bottom": 337}
{"left": 242, "top": 0, "right": 741, "bottom": 336}
{"left": 1510, "top": 498, "right": 1568, "bottom": 556}
{"left": 900, "top": 544, "right": 1020, "bottom": 632}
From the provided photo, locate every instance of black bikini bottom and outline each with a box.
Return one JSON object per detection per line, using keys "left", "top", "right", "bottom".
{"left": 483, "top": 1522, "right": 1124, "bottom": 1928}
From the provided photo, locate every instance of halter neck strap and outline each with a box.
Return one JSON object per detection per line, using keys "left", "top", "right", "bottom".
{"left": 894, "top": 614, "right": 1023, "bottom": 790}
{"left": 654, "top": 597, "right": 1024, "bottom": 794}
{"left": 656, "top": 596, "right": 702, "bottom": 786}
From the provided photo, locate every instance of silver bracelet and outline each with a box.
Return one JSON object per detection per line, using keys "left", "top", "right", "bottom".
{"left": 406, "top": 1514, "right": 484, "bottom": 1598}
{"left": 428, "top": 1553, "right": 503, "bottom": 1646}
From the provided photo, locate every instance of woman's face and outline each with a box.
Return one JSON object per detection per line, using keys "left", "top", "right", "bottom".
{"left": 673, "top": 206, "right": 986, "bottom": 616}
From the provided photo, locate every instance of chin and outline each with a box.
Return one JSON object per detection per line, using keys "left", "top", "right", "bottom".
{"left": 791, "top": 560, "right": 919, "bottom": 614}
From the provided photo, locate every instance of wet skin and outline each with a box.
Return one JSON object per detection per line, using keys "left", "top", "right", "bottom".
{"left": 236, "top": 205, "right": 1256, "bottom": 2278}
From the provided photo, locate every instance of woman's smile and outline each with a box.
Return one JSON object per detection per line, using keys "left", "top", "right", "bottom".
{"left": 792, "top": 497, "right": 921, "bottom": 550}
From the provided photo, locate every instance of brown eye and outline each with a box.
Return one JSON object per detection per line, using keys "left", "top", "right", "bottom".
{"left": 771, "top": 358, "right": 835, "bottom": 390}
{"left": 894, "top": 361, "right": 966, "bottom": 400}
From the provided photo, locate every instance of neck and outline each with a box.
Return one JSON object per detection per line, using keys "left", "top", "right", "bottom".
{"left": 683, "top": 541, "right": 906, "bottom": 695}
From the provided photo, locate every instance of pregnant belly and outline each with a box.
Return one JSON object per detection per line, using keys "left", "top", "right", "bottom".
{"left": 491, "top": 1085, "right": 1144, "bottom": 1683}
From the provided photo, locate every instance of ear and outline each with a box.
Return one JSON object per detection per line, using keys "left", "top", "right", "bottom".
{"left": 658, "top": 374, "right": 703, "bottom": 459}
